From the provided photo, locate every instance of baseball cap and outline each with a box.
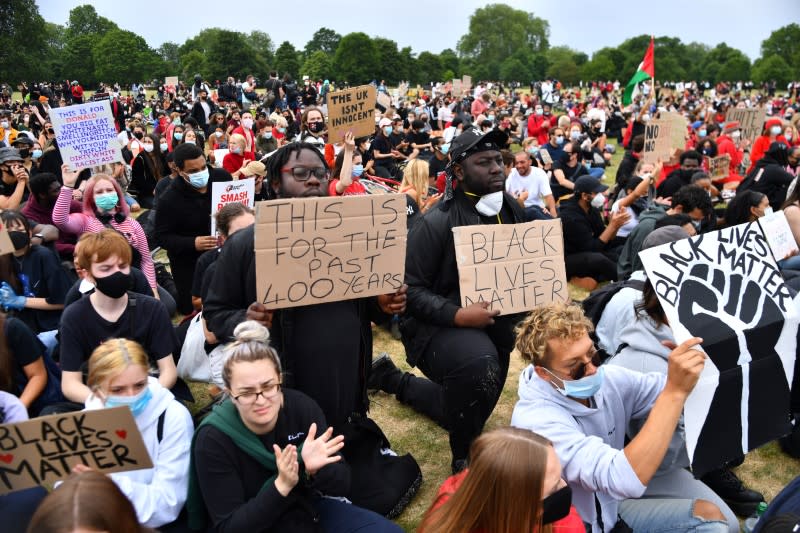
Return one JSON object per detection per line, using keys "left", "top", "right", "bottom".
{"left": 378, "top": 117, "right": 392, "bottom": 127}
{"left": 723, "top": 120, "right": 740, "bottom": 134}
{"left": 448, "top": 126, "right": 508, "bottom": 163}
{"left": 11, "top": 135, "right": 34, "bottom": 147}
{"left": 244, "top": 161, "right": 266, "bottom": 177}
{"left": 573, "top": 176, "right": 608, "bottom": 194}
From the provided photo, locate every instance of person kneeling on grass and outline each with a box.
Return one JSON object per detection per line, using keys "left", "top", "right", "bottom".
{"left": 188, "top": 321, "right": 402, "bottom": 533}
{"left": 511, "top": 302, "right": 733, "bottom": 533}
{"left": 418, "top": 426, "right": 584, "bottom": 533}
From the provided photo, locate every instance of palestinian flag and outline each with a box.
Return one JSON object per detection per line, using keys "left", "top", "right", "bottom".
{"left": 622, "top": 36, "right": 655, "bottom": 105}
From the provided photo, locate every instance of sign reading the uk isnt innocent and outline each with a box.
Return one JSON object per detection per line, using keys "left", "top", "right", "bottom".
{"left": 453, "top": 219, "right": 568, "bottom": 315}
{"left": 0, "top": 407, "right": 152, "bottom": 494}
{"left": 326, "top": 85, "right": 377, "bottom": 142}
{"left": 49, "top": 100, "right": 123, "bottom": 170}
{"left": 254, "top": 195, "right": 407, "bottom": 309}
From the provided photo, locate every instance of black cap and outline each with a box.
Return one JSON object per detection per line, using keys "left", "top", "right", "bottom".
{"left": 11, "top": 136, "right": 34, "bottom": 147}
{"left": 448, "top": 126, "right": 508, "bottom": 163}
{"left": 573, "top": 176, "right": 608, "bottom": 194}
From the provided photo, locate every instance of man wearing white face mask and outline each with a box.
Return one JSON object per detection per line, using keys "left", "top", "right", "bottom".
{"left": 560, "top": 176, "right": 630, "bottom": 290}
{"left": 393, "top": 127, "right": 527, "bottom": 474}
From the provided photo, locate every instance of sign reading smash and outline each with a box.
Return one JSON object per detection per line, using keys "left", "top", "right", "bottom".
{"left": 453, "top": 219, "right": 568, "bottom": 315}
{"left": 0, "top": 407, "right": 152, "bottom": 494}
{"left": 50, "top": 100, "right": 122, "bottom": 170}
{"left": 210, "top": 178, "right": 255, "bottom": 235}
{"left": 255, "top": 195, "right": 407, "bottom": 309}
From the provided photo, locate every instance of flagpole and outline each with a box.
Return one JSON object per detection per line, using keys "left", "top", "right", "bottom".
{"left": 650, "top": 35, "right": 656, "bottom": 106}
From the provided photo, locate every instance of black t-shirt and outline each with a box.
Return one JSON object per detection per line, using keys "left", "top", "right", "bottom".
{"left": 372, "top": 135, "right": 393, "bottom": 166}
{"left": 429, "top": 154, "right": 447, "bottom": 179}
{"left": 63, "top": 266, "right": 152, "bottom": 308}
{"left": 551, "top": 159, "right": 589, "bottom": 199}
{"left": 405, "top": 130, "right": 430, "bottom": 148}
{"left": 13, "top": 244, "right": 71, "bottom": 333}
{"left": 192, "top": 248, "right": 221, "bottom": 298}
{"left": 59, "top": 293, "right": 177, "bottom": 372}
{"left": 7, "top": 316, "right": 44, "bottom": 389}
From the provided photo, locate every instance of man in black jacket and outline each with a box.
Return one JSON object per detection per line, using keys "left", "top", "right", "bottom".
{"left": 154, "top": 143, "right": 231, "bottom": 314}
{"left": 202, "top": 142, "right": 406, "bottom": 429}
{"left": 741, "top": 142, "right": 794, "bottom": 210}
{"left": 190, "top": 88, "right": 216, "bottom": 137}
{"left": 656, "top": 150, "right": 702, "bottom": 199}
{"left": 377, "top": 127, "right": 528, "bottom": 473}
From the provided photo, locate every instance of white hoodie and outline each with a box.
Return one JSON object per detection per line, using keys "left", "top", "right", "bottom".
{"left": 511, "top": 364, "right": 665, "bottom": 532}
{"left": 85, "top": 377, "right": 194, "bottom": 528}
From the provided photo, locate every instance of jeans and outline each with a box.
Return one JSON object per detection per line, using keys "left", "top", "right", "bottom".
{"left": 778, "top": 254, "right": 800, "bottom": 271}
{"left": 588, "top": 167, "right": 605, "bottom": 180}
{"left": 523, "top": 205, "right": 554, "bottom": 221}
{"left": 619, "top": 497, "right": 729, "bottom": 533}
{"left": 314, "top": 497, "right": 402, "bottom": 533}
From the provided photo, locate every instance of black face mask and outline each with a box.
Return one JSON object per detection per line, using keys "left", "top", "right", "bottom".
{"left": 308, "top": 121, "right": 325, "bottom": 134}
{"left": 9, "top": 231, "right": 29, "bottom": 251}
{"left": 18, "top": 149, "right": 30, "bottom": 158}
{"left": 93, "top": 271, "right": 132, "bottom": 299}
{"left": 541, "top": 484, "right": 572, "bottom": 525}
{"left": 133, "top": 131, "right": 144, "bottom": 140}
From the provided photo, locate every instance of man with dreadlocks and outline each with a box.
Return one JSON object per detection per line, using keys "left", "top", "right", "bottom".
{"left": 203, "top": 141, "right": 407, "bottom": 432}
{"left": 370, "top": 128, "right": 527, "bottom": 474}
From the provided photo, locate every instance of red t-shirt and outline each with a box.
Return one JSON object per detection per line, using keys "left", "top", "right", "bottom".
{"left": 329, "top": 178, "right": 367, "bottom": 196}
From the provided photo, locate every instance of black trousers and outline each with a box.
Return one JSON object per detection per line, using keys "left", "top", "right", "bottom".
{"left": 398, "top": 322, "right": 514, "bottom": 462}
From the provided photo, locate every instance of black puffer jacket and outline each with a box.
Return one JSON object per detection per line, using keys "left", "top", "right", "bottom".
{"left": 741, "top": 153, "right": 794, "bottom": 210}
{"left": 401, "top": 188, "right": 525, "bottom": 366}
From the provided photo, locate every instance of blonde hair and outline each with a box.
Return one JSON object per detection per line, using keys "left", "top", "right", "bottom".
{"left": 229, "top": 133, "right": 247, "bottom": 151}
{"left": 401, "top": 159, "right": 430, "bottom": 202}
{"left": 221, "top": 321, "right": 282, "bottom": 389}
{"left": 87, "top": 339, "right": 150, "bottom": 390}
{"left": 514, "top": 302, "right": 593, "bottom": 364}
{"left": 419, "top": 427, "right": 554, "bottom": 533}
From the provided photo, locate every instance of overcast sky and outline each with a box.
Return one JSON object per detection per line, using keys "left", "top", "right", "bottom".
{"left": 37, "top": 0, "right": 797, "bottom": 61}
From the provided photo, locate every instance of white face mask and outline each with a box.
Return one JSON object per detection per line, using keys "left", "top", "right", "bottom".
{"left": 731, "top": 130, "right": 741, "bottom": 139}
{"left": 763, "top": 206, "right": 774, "bottom": 217}
{"left": 475, "top": 190, "right": 504, "bottom": 216}
{"left": 771, "top": 125, "right": 783, "bottom": 136}
{"left": 591, "top": 193, "right": 606, "bottom": 209}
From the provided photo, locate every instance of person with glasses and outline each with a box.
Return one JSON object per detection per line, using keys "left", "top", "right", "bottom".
{"left": 78, "top": 337, "right": 193, "bottom": 529}
{"left": 189, "top": 320, "right": 401, "bottom": 532}
{"left": 511, "top": 302, "right": 732, "bottom": 533}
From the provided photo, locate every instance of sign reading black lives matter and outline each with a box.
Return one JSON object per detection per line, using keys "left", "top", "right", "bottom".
{"left": 0, "top": 407, "right": 152, "bottom": 494}
{"left": 50, "top": 100, "right": 123, "bottom": 170}
{"left": 453, "top": 219, "right": 568, "bottom": 316}
{"left": 255, "top": 195, "right": 407, "bottom": 309}
{"left": 326, "top": 85, "right": 377, "bottom": 143}
{"left": 639, "top": 222, "right": 797, "bottom": 477}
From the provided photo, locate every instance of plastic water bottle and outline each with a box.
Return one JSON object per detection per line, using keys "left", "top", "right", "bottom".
{"left": 742, "top": 502, "right": 767, "bottom": 533}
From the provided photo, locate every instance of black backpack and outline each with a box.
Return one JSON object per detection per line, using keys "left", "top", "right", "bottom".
{"left": 582, "top": 279, "right": 646, "bottom": 327}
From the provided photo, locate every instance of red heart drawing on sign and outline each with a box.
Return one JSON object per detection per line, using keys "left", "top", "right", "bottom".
{"left": 0, "top": 454, "right": 13, "bottom": 464}
{"left": 115, "top": 430, "right": 127, "bottom": 439}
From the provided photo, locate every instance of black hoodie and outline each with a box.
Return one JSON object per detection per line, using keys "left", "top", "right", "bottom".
{"left": 741, "top": 151, "right": 793, "bottom": 210}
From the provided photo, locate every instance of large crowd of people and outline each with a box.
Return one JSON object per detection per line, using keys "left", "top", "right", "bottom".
{"left": 0, "top": 70, "right": 799, "bottom": 532}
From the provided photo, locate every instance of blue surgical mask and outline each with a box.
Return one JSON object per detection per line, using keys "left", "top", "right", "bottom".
{"left": 698, "top": 129, "right": 707, "bottom": 137}
{"left": 185, "top": 140, "right": 195, "bottom": 145}
{"left": 187, "top": 168, "right": 209, "bottom": 188}
{"left": 32, "top": 149, "right": 42, "bottom": 159}
{"left": 174, "top": 132, "right": 183, "bottom": 140}
{"left": 263, "top": 131, "right": 273, "bottom": 139}
{"left": 277, "top": 127, "right": 286, "bottom": 134}
{"left": 383, "top": 126, "right": 393, "bottom": 136}
{"left": 440, "top": 144, "right": 450, "bottom": 155}
{"left": 95, "top": 192, "right": 119, "bottom": 211}
{"left": 160, "top": 143, "right": 168, "bottom": 152}
{"left": 556, "top": 136, "right": 565, "bottom": 145}
{"left": 543, "top": 366, "right": 605, "bottom": 399}
{"left": 105, "top": 387, "right": 152, "bottom": 418}
{"left": 352, "top": 164, "right": 364, "bottom": 177}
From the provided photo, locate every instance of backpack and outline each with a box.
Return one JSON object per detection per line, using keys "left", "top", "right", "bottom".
{"left": 581, "top": 279, "right": 645, "bottom": 327}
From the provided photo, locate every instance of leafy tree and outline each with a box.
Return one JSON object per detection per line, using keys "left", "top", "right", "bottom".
{"left": 248, "top": 30, "right": 274, "bottom": 67}
{"left": 180, "top": 50, "right": 207, "bottom": 81}
{"left": 157, "top": 42, "right": 181, "bottom": 77}
{"left": 188, "top": 29, "right": 266, "bottom": 81}
{"left": 93, "top": 29, "right": 161, "bottom": 84}
{"left": 545, "top": 46, "right": 582, "bottom": 84}
{"left": 499, "top": 57, "right": 528, "bottom": 82}
{"left": 700, "top": 43, "right": 750, "bottom": 82}
{"left": 415, "top": 52, "right": 443, "bottom": 85}
{"left": 0, "top": 0, "right": 49, "bottom": 82}
{"left": 580, "top": 55, "right": 616, "bottom": 81}
{"left": 760, "top": 23, "right": 800, "bottom": 71}
{"left": 304, "top": 27, "right": 341, "bottom": 56}
{"left": 275, "top": 41, "right": 301, "bottom": 79}
{"left": 457, "top": 4, "right": 549, "bottom": 80}
{"left": 439, "top": 48, "right": 460, "bottom": 77}
{"left": 683, "top": 42, "right": 710, "bottom": 80}
{"left": 64, "top": 4, "right": 117, "bottom": 41}
{"left": 333, "top": 33, "right": 379, "bottom": 84}
{"left": 373, "top": 38, "right": 404, "bottom": 85}
{"left": 301, "top": 51, "right": 332, "bottom": 80}
{"left": 398, "top": 47, "right": 416, "bottom": 84}
{"left": 592, "top": 47, "right": 627, "bottom": 75}
{"left": 61, "top": 34, "right": 100, "bottom": 86}
{"left": 751, "top": 55, "right": 791, "bottom": 85}
{"left": 179, "top": 28, "right": 224, "bottom": 58}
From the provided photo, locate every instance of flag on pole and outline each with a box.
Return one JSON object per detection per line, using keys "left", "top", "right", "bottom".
{"left": 622, "top": 36, "right": 655, "bottom": 105}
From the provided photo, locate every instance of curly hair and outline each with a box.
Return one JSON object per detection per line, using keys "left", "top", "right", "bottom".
{"left": 514, "top": 302, "right": 593, "bottom": 365}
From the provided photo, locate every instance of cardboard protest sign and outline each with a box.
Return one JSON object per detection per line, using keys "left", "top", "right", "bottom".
{"left": 538, "top": 148, "right": 552, "bottom": 166}
{"left": 376, "top": 92, "right": 392, "bottom": 110}
{"left": 0, "top": 407, "right": 152, "bottom": 494}
{"left": 326, "top": 85, "right": 377, "bottom": 143}
{"left": 255, "top": 195, "right": 407, "bottom": 309}
{"left": 641, "top": 117, "right": 674, "bottom": 164}
{"left": 164, "top": 76, "right": 178, "bottom": 87}
{"left": 665, "top": 112, "right": 687, "bottom": 150}
{"left": 452, "top": 79, "right": 463, "bottom": 96}
{"left": 639, "top": 222, "right": 797, "bottom": 477}
{"left": 462, "top": 75, "right": 472, "bottom": 91}
{"left": 0, "top": 219, "right": 14, "bottom": 256}
{"left": 707, "top": 154, "right": 731, "bottom": 180}
{"left": 50, "top": 100, "right": 123, "bottom": 170}
{"left": 725, "top": 107, "right": 767, "bottom": 145}
{"left": 758, "top": 211, "right": 799, "bottom": 262}
{"left": 211, "top": 178, "right": 255, "bottom": 235}
{"left": 452, "top": 219, "right": 568, "bottom": 315}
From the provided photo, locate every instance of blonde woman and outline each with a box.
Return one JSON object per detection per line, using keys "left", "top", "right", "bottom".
{"left": 78, "top": 338, "right": 193, "bottom": 529}
{"left": 222, "top": 133, "right": 250, "bottom": 178}
{"left": 401, "top": 159, "right": 441, "bottom": 213}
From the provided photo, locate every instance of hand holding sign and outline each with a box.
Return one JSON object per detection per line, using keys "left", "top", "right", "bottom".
{"left": 195, "top": 236, "right": 218, "bottom": 251}
{"left": 377, "top": 284, "right": 407, "bottom": 315}
{"left": 454, "top": 301, "right": 501, "bottom": 328}
{"left": 245, "top": 302, "right": 273, "bottom": 329}
{"left": 663, "top": 337, "right": 706, "bottom": 397}
{"left": 61, "top": 163, "right": 80, "bottom": 188}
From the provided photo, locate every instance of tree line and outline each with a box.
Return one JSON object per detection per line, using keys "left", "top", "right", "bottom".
{"left": 2, "top": 1, "right": 798, "bottom": 88}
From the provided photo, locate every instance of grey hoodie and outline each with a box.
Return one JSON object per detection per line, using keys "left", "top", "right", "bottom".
{"left": 617, "top": 205, "right": 668, "bottom": 278}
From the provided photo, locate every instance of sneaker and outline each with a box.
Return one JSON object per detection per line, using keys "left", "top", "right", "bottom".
{"left": 701, "top": 467, "right": 764, "bottom": 517}
{"left": 367, "top": 353, "right": 403, "bottom": 394}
